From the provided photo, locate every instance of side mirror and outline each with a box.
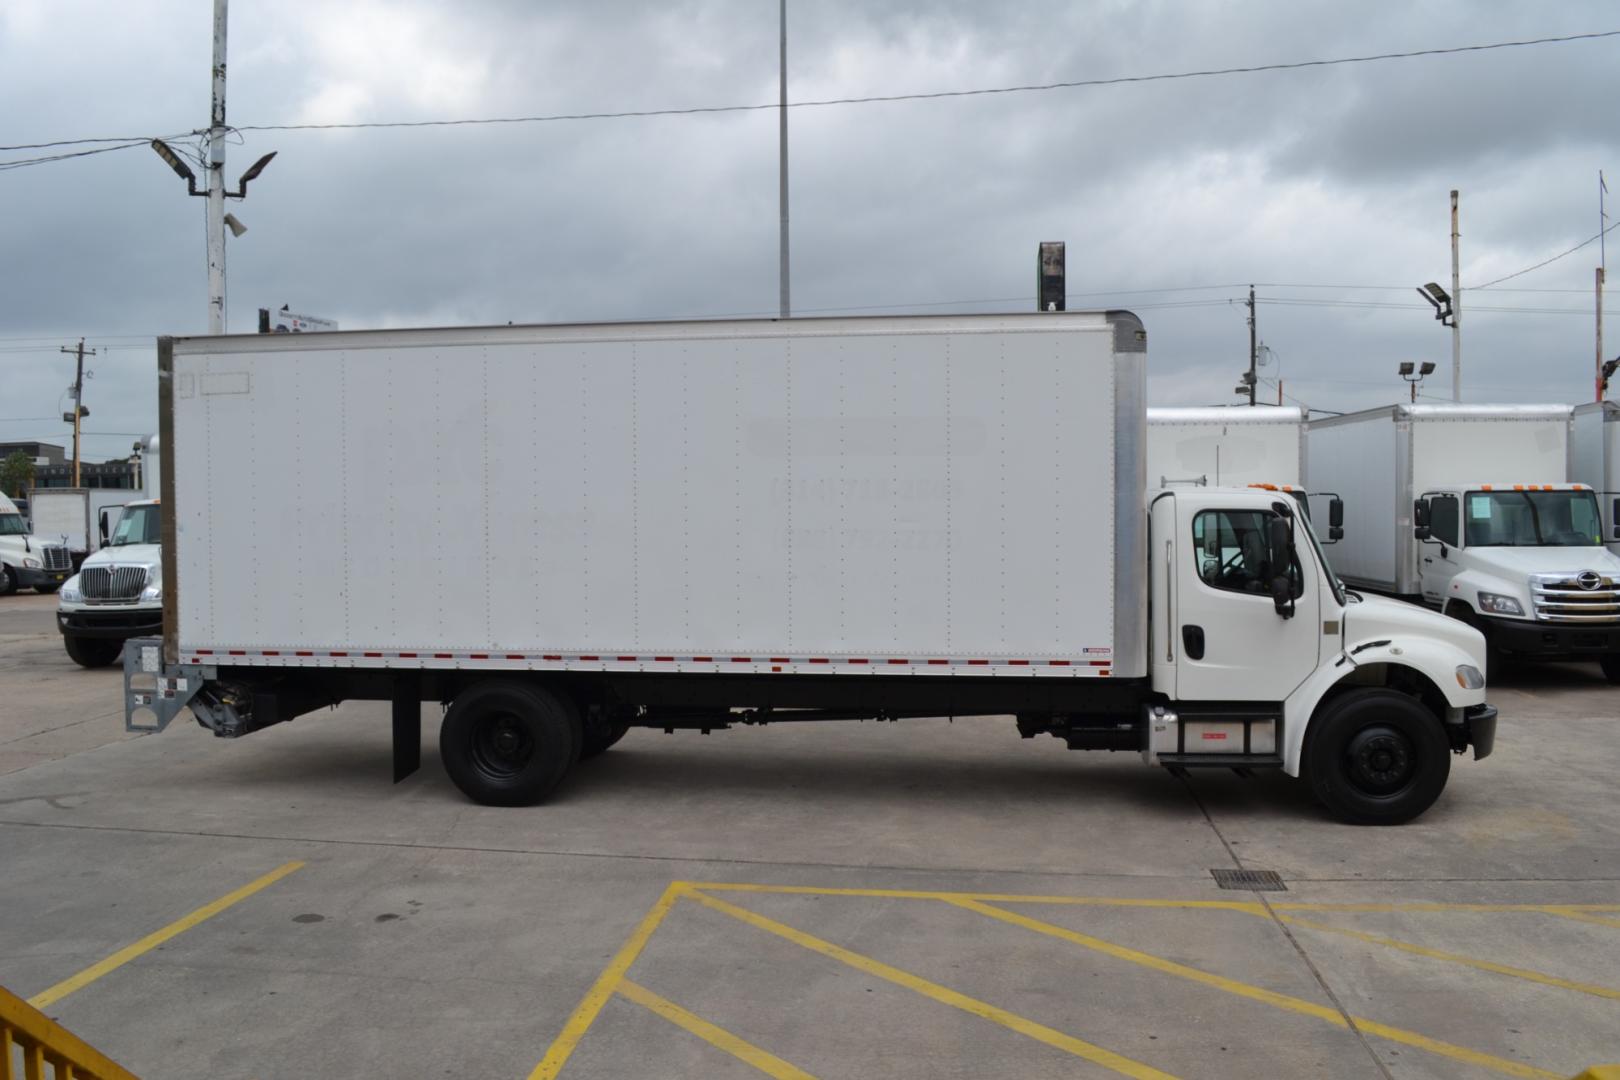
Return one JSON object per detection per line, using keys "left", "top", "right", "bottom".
{"left": 1329, "top": 525, "right": 1344, "bottom": 542}
{"left": 1613, "top": 498, "right": 1619, "bottom": 540}
{"left": 1413, "top": 500, "right": 1431, "bottom": 541}
{"left": 1329, "top": 497, "right": 1344, "bottom": 530}
{"left": 1267, "top": 516, "right": 1295, "bottom": 619}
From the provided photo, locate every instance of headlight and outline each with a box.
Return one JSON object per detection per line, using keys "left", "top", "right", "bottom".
{"left": 1477, "top": 592, "right": 1524, "bottom": 616}
{"left": 1455, "top": 664, "right": 1485, "bottom": 690}
{"left": 140, "top": 583, "right": 163, "bottom": 602}
{"left": 60, "top": 575, "right": 83, "bottom": 603}
{"left": 23, "top": 557, "right": 40, "bottom": 568}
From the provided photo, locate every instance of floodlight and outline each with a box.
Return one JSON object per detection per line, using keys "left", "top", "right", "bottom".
{"left": 231, "top": 151, "right": 277, "bottom": 198}
{"left": 1399, "top": 362, "right": 1415, "bottom": 376}
{"left": 150, "top": 139, "right": 200, "bottom": 195}
{"left": 1419, "top": 361, "right": 1436, "bottom": 376}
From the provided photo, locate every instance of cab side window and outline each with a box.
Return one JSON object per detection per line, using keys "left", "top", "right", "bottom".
{"left": 1429, "top": 494, "right": 1459, "bottom": 546}
{"left": 1191, "top": 510, "right": 1302, "bottom": 597}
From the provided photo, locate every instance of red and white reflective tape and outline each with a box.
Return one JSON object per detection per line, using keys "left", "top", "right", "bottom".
{"left": 181, "top": 648, "right": 1112, "bottom": 674}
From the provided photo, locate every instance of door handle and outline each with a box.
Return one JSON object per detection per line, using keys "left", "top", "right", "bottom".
{"left": 1182, "top": 625, "right": 1206, "bottom": 661}
{"left": 1422, "top": 557, "right": 1433, "bottom": 564}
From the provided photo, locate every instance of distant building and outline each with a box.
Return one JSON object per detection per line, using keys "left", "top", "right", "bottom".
{"left": 35, "top": 459, "right": 141, "bottom": 490}
{"left": 0, "top": 441, "right": 66, "bottom": 466}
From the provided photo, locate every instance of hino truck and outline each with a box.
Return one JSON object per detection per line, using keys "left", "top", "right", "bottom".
{"left": 0, "top": 492, "right": 74, "bottom": 595}
{"left": 1569, "top": 401, "right": 1619, "bottom": 558}
{"left": 55, "top": 436, "right": 164, "bottom": 667}
{"left": 124, "top": 313, "right": 1496, "bottom": 824}
{"left": 1306, "top": 404, "right": 1619, "bottom": 681}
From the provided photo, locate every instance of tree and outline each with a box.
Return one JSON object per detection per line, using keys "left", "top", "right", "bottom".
{"left": 1, "top": 450, "right": 35, "bottom": 498}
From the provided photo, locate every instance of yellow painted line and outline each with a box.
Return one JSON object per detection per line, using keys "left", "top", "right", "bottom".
{"left": 689, "top": 882, "right": 1620, "bottom": 917}
{"left": 617, "top": 978, "right": 818, "bottom": 1080}
{"left": 1541, "top": 908, "right": 1620, "bottom": 931}
{"left": 689, "top": 889, "right": 1178, "bottom": 1080}
{"left": 1277, "top": 914, "right": 1620, "bottom": 1001}
{"left": 950, "top": 898, "right": 1559, "bottom": 1080}
{"left": 27, "top": 861, "right": 305, "bottom": 1010}
{"left": 529, "top": 881, "right": 687, "bottom": 1080}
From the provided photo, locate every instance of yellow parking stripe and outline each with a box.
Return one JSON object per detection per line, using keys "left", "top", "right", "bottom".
{"left": 689, "top": 890, "right": 1179, "bottom": 1080}
{"left": 1278, "top": 914, "right": 1620, "bottom": 1001}
{"left": 1541, "top": 908, "right": 1620, "bottom": 930}
{"left": 529, "top": 881, "right": 686, "bottom": 1080}
{"left": 27, "top": 861, "right": 305, "bottom": 1009}
{"left": 690, "top": 883, "right": 1620, "bottom": 918}
{"left": 617, "top": 979, "right": 818, "bottom": 1080}
{"left": 950, "top": 898, "right": 1560, "bottom": 1080}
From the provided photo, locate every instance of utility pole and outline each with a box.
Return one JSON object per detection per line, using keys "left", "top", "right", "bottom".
{"left": 60, "top": 338, "right": 96, "bottom": 487}
{"left": 1246, "top": 285, "right": 1258, "bottom": 406}
{"left": 777, "top": 0, "right": 790, "bottom": 319}
{"left": 206, "top": 0, "right": 229, "bottom": 333}
{"left": 1450, "top": 190, "right": 1461, "bottom": 401}
{"left": 1599, "top": 170, "right": 1608, "bottom": 402}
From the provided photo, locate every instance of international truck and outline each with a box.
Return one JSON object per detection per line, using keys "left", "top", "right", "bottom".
{"left": 124, "top": 313, "right": 1496, "bottom": 824}
{"left": 1569, "top": 401, "right": 1619, "bottom": 558}
{"left": 55, "top": 437, "right": 164, "bottom": 667}
{"left": 1306, "top": 404, "right": 1619, "bottom": 681}
{"left": 0, "top": 492, "right": 74, "bottom": 595}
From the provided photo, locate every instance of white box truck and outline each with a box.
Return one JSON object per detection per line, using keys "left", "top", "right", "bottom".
{"left": 55, "top": 436, "right": 164, "bottom": 667}
{"left": 1306, "top": 404, "right": 1619, "bottom": 681}
{"left": 1569, "top": 401, "right": 1620, "bottom": 557}
{"left": 124, "top": 314, "right": 1497, "bottom": 823}
{"left": 0, "top": 492, "right": 75, "bottom": 595}
{"left": 1147, "top": 406, "right": 1345, "bottom": 538}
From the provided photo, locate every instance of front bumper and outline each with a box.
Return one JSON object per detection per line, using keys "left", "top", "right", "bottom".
{"left": 17, "top": 565, "right": 72, "bottom": 589}
{"left": 1478, "top": 615, "right": 1620, "bottom": 659}
{"left": 1460, "top": 703, "right": 1497, "bottom": 761}
{"left": 58, "top": 606, "right": 163, "bottom": 640}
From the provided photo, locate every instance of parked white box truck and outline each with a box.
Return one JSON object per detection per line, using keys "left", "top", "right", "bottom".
{"left": 0, "top": 492, "right": 74, "bottom": 595}
{"left": 125, "top": 314, "right": 1497, "bottom": 823}
{"left": 55, "top": 436, "right": 164, "bottom": 667}
{"left": 1569, "top": 401, "right": 1620, "bottom": 557}
{"left": 1306, "top": 404, "right": 1619, "bottom": 680}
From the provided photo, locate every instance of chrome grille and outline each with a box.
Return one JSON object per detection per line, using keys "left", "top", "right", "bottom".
{"left": 81, "top": 565, "right": 148, "bottom": 602}
{"left": 1531, "top": 572, "right": 1620, "bottom": 623}
{"left": 41, "top": 545, "right": 72, "bottom": 572}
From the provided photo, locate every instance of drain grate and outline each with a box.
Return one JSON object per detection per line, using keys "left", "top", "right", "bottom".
{"left": 1211, "top": 868, "right": 1286, "bottom": 891}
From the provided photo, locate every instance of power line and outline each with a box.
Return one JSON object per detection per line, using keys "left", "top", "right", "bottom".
{"left": 0, "top": 140, "right": 150, "bottom": 172}
{"left": 1468, "top": 218, "right": 1620, "bottom": 290}
{"left": 221, "top": 29, "right": 1620, "bottom": 135}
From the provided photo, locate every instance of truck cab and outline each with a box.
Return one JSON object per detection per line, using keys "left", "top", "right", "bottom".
{"left": 56, "top": 499, "right": 164, "bottom": 667}
{"left": 1413, "top": 484, "right": 1620, "bottom": 681}
{"left": 0, "top": 492, "right": 74, "bottom": 596}
{"left": 1142, "top": 486, "right": 1493, "bottom": 822}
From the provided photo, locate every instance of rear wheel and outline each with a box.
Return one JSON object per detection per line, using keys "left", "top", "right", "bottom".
{"left": 1601, "top": 654, "right": 1620, "bottom": 686}
{"left": 64, "top": 635, "right": 123, "bottom": 668}
{"left": 1305, "top": 689, "right": 1451, "bottom": 825}
{"left": 439, "top": 681, "right": 580, "bottom": 806}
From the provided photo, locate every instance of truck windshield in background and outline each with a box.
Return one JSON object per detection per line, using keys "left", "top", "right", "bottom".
{"left": 0, "top": 512, "right": 27, "bottom": 536}
{"left": 1464, "top": 490, "right": 1603, "bottom": 548}
{"left": 109, "top": 505, "right": 160, "bottom": 546}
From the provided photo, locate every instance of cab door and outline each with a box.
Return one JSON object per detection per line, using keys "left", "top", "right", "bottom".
{"left": 1173, "top": 501, "right": 1319, "bottom": 702}
{"left": 1418, "top": 491, "right": 1461, "bottom": 606}
{"left": 1149, "top": 493, "right": 1179, "bottom": 694}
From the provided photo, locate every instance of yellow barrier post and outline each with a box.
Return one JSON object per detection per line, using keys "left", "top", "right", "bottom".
{"left": 0, "top": 983, "right": 138, "bottom": 1080}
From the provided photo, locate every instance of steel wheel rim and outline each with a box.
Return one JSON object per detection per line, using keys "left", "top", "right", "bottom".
{"left": 1344, "top": 725, "right": 1417, "bottom": 797}
{"left": 470, "top": 711, "right": 535, "bottom": 781}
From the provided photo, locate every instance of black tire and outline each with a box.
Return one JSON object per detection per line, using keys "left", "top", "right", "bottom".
{"left": 1305, "top": 689, "right": 1451, "bottom": 826}
{"left": 439, "top": 681, "right": 581, "bottom": 806}
{"left": 64, "top": 635, "right": 124, "bottom": 669}
{"left": 580, "top": 721, "right": 630, "bottom": 761}
{"left": 0, "top": 564, "right": 16, "bottom": 597}
{"left": 33, "top": 582, "right": 61, "bottom": 594}
{"left": 1600, "top": 654, "right": 1620, "bottom": 686}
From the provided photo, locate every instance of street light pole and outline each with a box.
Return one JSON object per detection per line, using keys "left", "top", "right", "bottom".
{"left": 206, "top": 0, "right": 229, "bottom": 334}
{"left": 777, "top": 0, "right": 790, "bottom": 319}
{"left": 1450, "top": 190, "right": 1461, "bottom": 401}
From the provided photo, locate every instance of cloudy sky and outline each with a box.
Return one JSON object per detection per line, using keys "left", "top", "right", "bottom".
{"left": 2, "top": 1, "right": 1616, "bottom": 462}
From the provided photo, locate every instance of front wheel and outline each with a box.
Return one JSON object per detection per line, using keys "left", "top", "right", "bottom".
{"left": 439, "top": 681, "right": 581, "bottom": 806}
{"left": 1600, "top": 654, "right": 1620, "bottom": 686}
{"left": 64, "top": 635, "right": 124, "bottom": 668}
{"left": 34, "top": 582, "right": 61, "bottom": 594}
{"left": 1304, "top": 689, "right": 1451, "bottom": 826}
{"left": 0, "top": 564, "right": 16, "bottom": 596}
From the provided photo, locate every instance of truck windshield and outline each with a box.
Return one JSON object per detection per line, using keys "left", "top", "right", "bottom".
{"left": 110, "top": 505, "right": 160, "bottom": 546}
{"left": 0, "top": 512, "right": 27, "bottom": 536}
{"left": 1464, "top": 490, "right": 1602, "bottom": 547}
